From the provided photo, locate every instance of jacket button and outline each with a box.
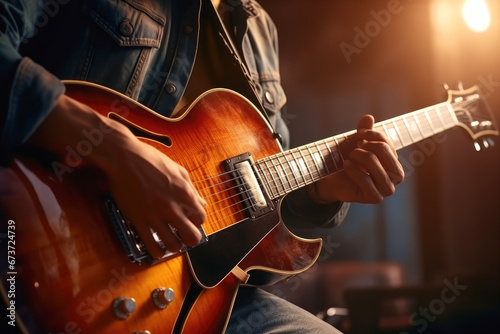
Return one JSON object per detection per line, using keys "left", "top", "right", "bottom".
{"left": 165, "top": 84, "right": 177, "bottom": 94}
{"left": 184, "top": 25, "right": 194, "bottom": 34}
{"left": 119, "top": 19, "right": 134, "bottom": 36}
{"left": 265, "top": 91, "right": 274, "bottom": 104}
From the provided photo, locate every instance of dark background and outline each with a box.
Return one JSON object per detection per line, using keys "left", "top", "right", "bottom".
{"left": 259, "top": 0, "right": 500, "bottom": 330}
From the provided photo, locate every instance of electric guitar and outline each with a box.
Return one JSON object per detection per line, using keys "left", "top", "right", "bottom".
{"left": 0, "top": 81, "right": 497, "bottom": 333}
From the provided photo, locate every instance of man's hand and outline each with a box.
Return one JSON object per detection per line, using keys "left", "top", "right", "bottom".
{"left": 29, "top": 94, "right": 207, "bottom": 259}
{"left": 105, "top": 133, "right": 207, "bottom": 259}
{"left": 312, "top": 114, "right": 404, "bottom": 204}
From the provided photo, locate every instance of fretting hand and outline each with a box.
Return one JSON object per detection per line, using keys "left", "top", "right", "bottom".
{"left": 311, "top": 114, "right": 405, "bottom": 204}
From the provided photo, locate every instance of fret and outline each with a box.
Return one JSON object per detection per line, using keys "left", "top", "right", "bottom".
{"left": 401, "top": 118, "right": 415, "bottom": 143}
{"left": 329, "top": 139, "right": 344, "bottom": 168}
{"left": 445, "top": 102, "right": 459, "bottom": 125}
{"left": 342, "top": 133, "right": 351, "bottom": 148}
{"left": 424, "top": 110, "right": 437, "bottom": 134}
{"left": 323, "top": 139, "right": 340, "bottom": 171}
{"left": 288, "top": 152, "right": 305, "bottom": 187}
{"left": 290, "top": 149, "right": 307, "bottom": 185}
{"left": 333, "top": 137, "right": 345, "bottom": 163}
{"left": 382, "top": 123, "right": 402, "bottom": 149}
{"left": 314, "top": 142, "right": 330, "bottom": 174}
{"left": 282, "top": 152, "right": 300, "bottom": 190}
{"left": 256, "top": 160, "right": 274, "bottom": 198}
{"left": 441, "top": 103, "right": 457, "bottom": 128}
{"left": 396, "top": 118, "right": 414, "bottom": 146}
{"left": 306, "top": 145, "right": 322, "bottom": 180}
{"left": 275, "top": 154, "right": 293, "bottom": 193}
{"left": 412, "top": 113, "right": 425, "bottom": 139}
{"left": 270, "top": 156, "right": 286, "bottom": 196}
{"left": 297, "top": 147, "right": 314, "bottom": 184}
{"left": 263, "top": 158, "right": 281, "bottom": 198}
{"left": 404, "top": 115, "right": 424, "bottom": 142}
{"left": 391, "top": 120, "right": 406, "bottom": 147}
{"left": 416, "top": 111, "right": 433, "bottom": 137}
{"left": 434, "top": 106, "right": 446, "bottom": 130}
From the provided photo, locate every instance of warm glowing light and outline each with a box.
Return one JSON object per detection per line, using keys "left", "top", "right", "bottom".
{"left": 462, "top": 0, "right": 491, "bottom": 32}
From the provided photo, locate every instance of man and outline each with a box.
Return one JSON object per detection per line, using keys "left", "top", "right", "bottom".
{"left": 0, "top": 0, "right": 404, "bottom": 332}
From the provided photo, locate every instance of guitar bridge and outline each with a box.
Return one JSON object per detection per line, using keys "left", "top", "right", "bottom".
{"left": 105, "top": 198, "right": 208, "bottom": 265}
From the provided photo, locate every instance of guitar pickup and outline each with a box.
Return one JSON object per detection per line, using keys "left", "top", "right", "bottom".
{"left": 105, "top": 198, "right": 208, "bottom": 265}
{"left": 225, "top": 152, "right": 274, "bottom": 219}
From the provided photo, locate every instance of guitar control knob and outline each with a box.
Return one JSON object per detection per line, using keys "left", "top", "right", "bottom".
{"left": 152, "top": 287, "right": 175, "bottom": 309}
{"left": 113, "top": 296, "right": 136, "bottom": 319}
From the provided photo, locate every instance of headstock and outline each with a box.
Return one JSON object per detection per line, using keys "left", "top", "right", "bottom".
{"left": 448, "top": 85, "right": 499, "bottom": 150}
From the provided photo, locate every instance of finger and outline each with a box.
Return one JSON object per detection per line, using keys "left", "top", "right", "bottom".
{"left": 359, "top": 141, "right": 404, "bottom": 184}
{"left": 180, "top": 197, "right": 206, "bottom": 227}
{"left": 349, "top": 149, "right": 395, "bottom": 197}
{"left": 178, "top": 184, "right": 207, "bottom": 227}
{"left": 179, "top": 167, "right": 208, "bottom": 216}
{"left": 343, "top": 160, "right": 383, "bottom": 203}
{"left": 135, "top": 220, "right": 182, "bottom": 257}
{"left": 113, "top": 192, "right": 177, "bottom": 258}
{"left": 357, "top": 114, "right": 375, "bottom": 133}
{"left": 167, "top": 204, "right": 203, "bottom": 247}
{"left": 189, "top": 182, "right": 208, "bottom": 212}
{"left": 358, "top": 129, "right": 397, "bottom": 155}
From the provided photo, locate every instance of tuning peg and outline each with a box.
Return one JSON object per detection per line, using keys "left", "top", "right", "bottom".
{"left": 482, "top": 138, "right": 490, "bottom": 149}
{"left": 458, "top": 81, "right": 464, "bottom": 91}
{"left": 474, "top": 137, "right": 495, "bottom": 151}
{"left": 442, "top": 82, "right": 450, "bottom": 91}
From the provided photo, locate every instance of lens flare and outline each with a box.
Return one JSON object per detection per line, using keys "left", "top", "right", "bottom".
{"left": 462, "top": 0, "right": 491, "bottom": 32}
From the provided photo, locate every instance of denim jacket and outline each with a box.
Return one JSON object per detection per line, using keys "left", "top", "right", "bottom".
{"left": 0, "top": 0, "right": 347, "bottom": 227}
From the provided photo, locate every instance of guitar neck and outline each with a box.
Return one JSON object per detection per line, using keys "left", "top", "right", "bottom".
{"left": 255, "top": 101, "right": 458, "bottom": 199}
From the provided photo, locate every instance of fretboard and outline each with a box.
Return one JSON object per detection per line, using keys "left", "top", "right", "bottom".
{"left": 255, "top": 101, "right": 458, "bottom": 199}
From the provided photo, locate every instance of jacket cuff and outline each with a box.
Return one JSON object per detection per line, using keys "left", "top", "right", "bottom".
{"left": 281, "top": 186, "right": 350, "bottom": 229}
{"left": 1, "top": 57, "right": 65, "bottom": 160}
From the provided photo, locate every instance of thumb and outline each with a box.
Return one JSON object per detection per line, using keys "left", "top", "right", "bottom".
{"left": 357, "top": 114, "right": 375, "bottom": 133}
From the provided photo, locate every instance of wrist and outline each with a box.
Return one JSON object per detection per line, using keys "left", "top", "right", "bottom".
{"left": 28, "top": 94, "right": 134, "bottom": 173}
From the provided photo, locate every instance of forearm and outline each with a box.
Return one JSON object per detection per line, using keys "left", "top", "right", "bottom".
{"left": 26, "top": 93, "right": 133, "bottom": 175}
{"left": 1, "top": 1, "right": 66, "bottom": 162}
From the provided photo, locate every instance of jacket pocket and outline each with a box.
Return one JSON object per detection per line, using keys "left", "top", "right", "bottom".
{"left": 88, "top": 0, "right": 165, "bottom": 48}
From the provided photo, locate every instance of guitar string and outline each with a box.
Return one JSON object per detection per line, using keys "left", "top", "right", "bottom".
{"left": 199, "top": 149, "right": 334, "bottom": 220}
{"left": 199, "top": 151, "right": 335, "bottom": 229}
{"left": 195, "top": 99, "right": 476, "bottom": 228}
{"left": 201, "top": 167, "right": 327, "bottom": 230}
{"left": 199, "top": 109, "right": 428, "bottom": 220}
{"left": 190, "top": 139, "right": 343, "bottom": 189}
{"left": 196, "top": 144, "right": 340, "bottom": 204}
{"left": 195, "top": 100, "right": 435, "bottom": 203}
{"left": 193, "top": 99, "right": 466, "bottom": 197}
{"left": 193, "top": 143, "right": 343, "bottom": 199}
{"left": 197, "top": 103, "right": 455, "bottom": 208}
{"left": 200, "top": 156, "right": 344, "bottom": 228}
{"left": 194, "top": 143, "right": 334, "bottom": 228}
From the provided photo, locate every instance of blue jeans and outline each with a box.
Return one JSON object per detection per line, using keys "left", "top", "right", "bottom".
{"left": 226, "top": 287, "right": 343, "bottom": 334}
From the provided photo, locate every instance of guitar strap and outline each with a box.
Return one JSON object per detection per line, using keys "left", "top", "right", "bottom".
{"left": 202, "top": 0, "right": 272, "bottom": 126}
